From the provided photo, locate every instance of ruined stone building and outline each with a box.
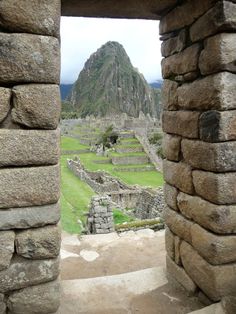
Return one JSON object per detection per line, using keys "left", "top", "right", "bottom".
{"left": 0, "top": 0, "right": 235, "bottom": 312}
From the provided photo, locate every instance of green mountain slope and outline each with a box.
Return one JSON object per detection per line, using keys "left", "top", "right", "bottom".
{"left": 66, "top": 41, "right": 161, "bottom": 118}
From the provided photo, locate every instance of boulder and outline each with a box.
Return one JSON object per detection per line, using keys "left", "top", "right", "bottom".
{"left": 162, "top": 133, "right": 181, "bottom": 161}
{"left": 164, "top": 183, "right": 179, "bottom": 211}
{"left": 0, "top": 231, "right": 15, "bottom": 271}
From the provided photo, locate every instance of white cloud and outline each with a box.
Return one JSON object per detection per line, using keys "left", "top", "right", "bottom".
{"left": 60, "top": 17, "right": 162, "bottom": 84}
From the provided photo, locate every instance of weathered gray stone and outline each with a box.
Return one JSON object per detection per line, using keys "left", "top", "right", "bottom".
{"left": 0, "top": 231, "right": 15, "bottom": 271}
{"left": 0, "top": 256, "right": 59, "bottom": 293}
{"left": 161, "top": 79, "right": 178, "bottom": 110}
{"left": 0, "top": 129, "right": 60, "bottom": 167}
{"left": 164, "top": 183, "right": 178, "bottom": 211}
{"left": 0, "top": 88, "right": 11, "bottom": 123}
{"left": 0, "top": 165, "right": 60, "bottom": 209}
{"left": 16, "top": 225, "right": 61, "bottom": 259}
{"left": 163, "top": 133, "right": 181, "bottom": 161}
{"left": 0, "top": 0, "right": 60, "bottom": 37}
{"left": 222, "top": 295, "right": 236, "bottom": 314}
{"left": 0, "top": 33, "right": 60, "bottom": 84}
{"left": 7, "top": 279, "right": 60, "bottom": 314}
{"left": 177, "top": 192, "right": 236, "bottom": 234}
{"left": 200, "top": 110, "right": 236, "bottom": 142}
{"left": 180, "top": 241, "right": 236, "bottom": 301}
{"left": 166, "top": 255, "right": 197, "bottom": 295}
{"left": 163, "top": 160, "right": 193, "bottom": 194}
{"left": 163, "top": 206, "right": 193, "bottom": 244}
{"left": 182, "top": 139, "right": 236, "bottom": 172}
{"left": 165, "top": 227, "right": 175, "bottom": 260}
{"left": 191, "top": 224, "right": 236, "bottom": 265}
{"left": 159, "top": 0, "right": 216, "bottom": 34}
{"left": 162, "top": 111, "right": 199, "bottom": 139}
{"left": 190, "top": 1, "right": 236, "bottom": 42}
{"left": 0, "top": 294, "right": 6, "bottom": 314}
{"left": 177, "top": 72, "right": 236, "bottom": 110}
{"left": 161, "top": 29, "right": 186, "bottom": 57}
{"left": 174, "top": 236, "right": 182, "bottom": 266}
{"left": 193, "top": 170, "right": 236, "bottom": 205}
{"left": 199, "top": 33, "right": 236, "bottom": 75}
{"left": 161, "top": 44, "right": 200, "bottom": 79}
{"left": 0, "top": 203, "right": 60, "bottom": 231}
{"left": 12, "top": 84, "right": 61, "bottom": 129}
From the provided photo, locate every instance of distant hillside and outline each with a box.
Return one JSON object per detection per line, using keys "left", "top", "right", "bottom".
{"left": 66, "top": 41, "right": 162, "bottom": 118}
{"left": 60, "top": 84, "right": 73, "bottom": 100}
{"left": 149, "top": 80, "right": 163, "bottom": 89}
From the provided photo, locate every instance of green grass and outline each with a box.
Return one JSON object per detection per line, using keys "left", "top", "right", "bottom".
{"left": 109, "top": 151, "right": 146, "bottom": 157}
{"left": 60, "top": 155, "right": 95, "bottom": 234}
{"left": 61, "top": 137, "right": 89, "bottom": 150}
{"left": 79, "top": 152, "right": 163, "bottom": 187}
{"left": 113, "top": 209, "right": 134, "bottom": 224}
{"left": 120, "top": 138, "right": 139, "bottom": 143}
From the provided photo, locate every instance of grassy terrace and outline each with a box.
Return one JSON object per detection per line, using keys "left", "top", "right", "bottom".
{"left": 60, "top": 135, "right": 164, "bottom": 234}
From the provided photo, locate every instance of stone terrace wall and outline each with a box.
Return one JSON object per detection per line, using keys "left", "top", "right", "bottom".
{"left": 0, "top": 1, "right": 61, "bottom": 313}
{"left": 87, "top": 196, "right": 115, "bottom": 234}
{"left": 160, "top": 0, "right": 236, "bottom": 304}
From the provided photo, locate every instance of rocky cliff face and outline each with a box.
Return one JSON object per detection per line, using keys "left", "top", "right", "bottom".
{"left": 67, "top": 41, "right": 161, "bottom": 118}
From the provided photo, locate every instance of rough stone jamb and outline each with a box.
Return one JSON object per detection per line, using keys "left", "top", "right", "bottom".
{"left": 0, "top": 1, "right": 61, "bottom": 313}
{"left": 160, "top": 0, "right": 236, "bottom": 305}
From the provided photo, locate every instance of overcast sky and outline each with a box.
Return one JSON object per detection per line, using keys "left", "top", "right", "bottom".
{"left": 60, "top": 17, "right": 162, "bottom": 84}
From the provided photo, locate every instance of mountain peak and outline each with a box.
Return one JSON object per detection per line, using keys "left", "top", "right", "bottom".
{"left": 66, "top": 41, "right": 161, "bottom": 118}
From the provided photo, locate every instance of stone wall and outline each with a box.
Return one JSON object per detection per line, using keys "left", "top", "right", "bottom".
{"left": 67, "top": 159, "right": 129, "bottom": 193}
{"left": 87, "top": 196, "right": 115, "bottom": 234}
{"left": 0, "top": 1, "right": 61, "bottom": 313}
{"left": 111, "top": 155, "right": 149, "bottom": 165}
{"left": 160, "top": 0, "right": 236, "bottom": 303}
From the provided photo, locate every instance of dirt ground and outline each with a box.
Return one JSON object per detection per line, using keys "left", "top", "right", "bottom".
{"left": 58, "top": 229, "right": 205, "bottom": 314}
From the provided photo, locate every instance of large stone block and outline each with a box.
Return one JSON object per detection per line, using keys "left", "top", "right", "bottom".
{"left": 0, "top": 129, "right": 60, "bottom": 167}
{"left": 16, "top": 225, "right": 61, "bottom": 259}
{"left": 222, "top": 295, "right": 236, "bottom": 314}
{"left": 0, "top": 88, "right": 11, "bottom": 123}
{"left": 165, "top": 227, "right": 175, "bottom": 260}
{"left": 180, "top": 241, "right": 236, "bottom": 301}
{"left": 177, "top": 192, "right": 236, "bottom": 234}
{"left": 0, "top": 165, "right": 60, "bottom": 209}
{"left": 161, "top": 44, "right": 200, "bottom": 79}
{"left": 164, "top": 183, "right": 178, "bottom": 211}
{"left": 0, "top": 295, "right": 6, "bottom": 314}
{"left": 163, "top": 160, "right": 193, "bottom": 194}
{"left": 200, "top": 110, "right": 236, "bottom": 142}
{"left": 199, "top": 33, "right": 236, "bottom": 75}
{"left": 193, "top": 170, "right": 236, "bottom": 205}
{"left": 0, "top": 256, "right": 59, "bottom": 293}
{"left": 191, "top": 224, "right": 236, "bottom": 265}
{"left": 163, "top": 206, "right": 193, "bottom": 244}
{"left": 162, "top": 133, "right": 181, "bottom": 161}
{"left": 7, "top": 279, "right": 60, "bottom": 314}
{"left": 161, "top": 80, "right": 178, "bottom": 110}
{"left": 166, "top": 255, "right": 197, "bottom": 295}
{"left": 0, "top": 33, "right": 60, "bottom": 84}
{"left": 177, "top": 72, "right": 236, "bottom": 110}
{"left": 0, "top": 0, "right": 60, "bottom": 37}
{"left": 0, "top": 231, "right": 15, "bottom": 271}
{"left": 161, "top": 29, "right": 186, "bottom": 57}
{"left": 159, "top": 0, "right": 216, "bottom": 34}
{"left": 12, "top": 84, "right": 61, "bottom": 129}
{"left": 182, "top": 139, "right": 236, "bottom": 172}
{"left": 162, "top": 111, "right": 199, "bottom": 139}
{"left": 190, "top": 1, "right": 236, "bottom": 42}
{"left": 0, "top": 203, "right": 60, "bottom": 231}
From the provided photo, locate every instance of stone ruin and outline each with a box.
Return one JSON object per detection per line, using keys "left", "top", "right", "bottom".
{"left": 0, "top": 0, "right": 235, "bottom": 312}
{"left": 87, "top": 196, "right": 115, "bottom": 234}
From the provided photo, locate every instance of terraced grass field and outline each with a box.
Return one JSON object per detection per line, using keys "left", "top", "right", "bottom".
{"left": 60, "top": 134, "right": 164, "bottom": 234}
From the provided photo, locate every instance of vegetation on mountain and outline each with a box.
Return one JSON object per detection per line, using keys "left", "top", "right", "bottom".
{"left": 65, "top": 41, "right": 161, "bottom": 118}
